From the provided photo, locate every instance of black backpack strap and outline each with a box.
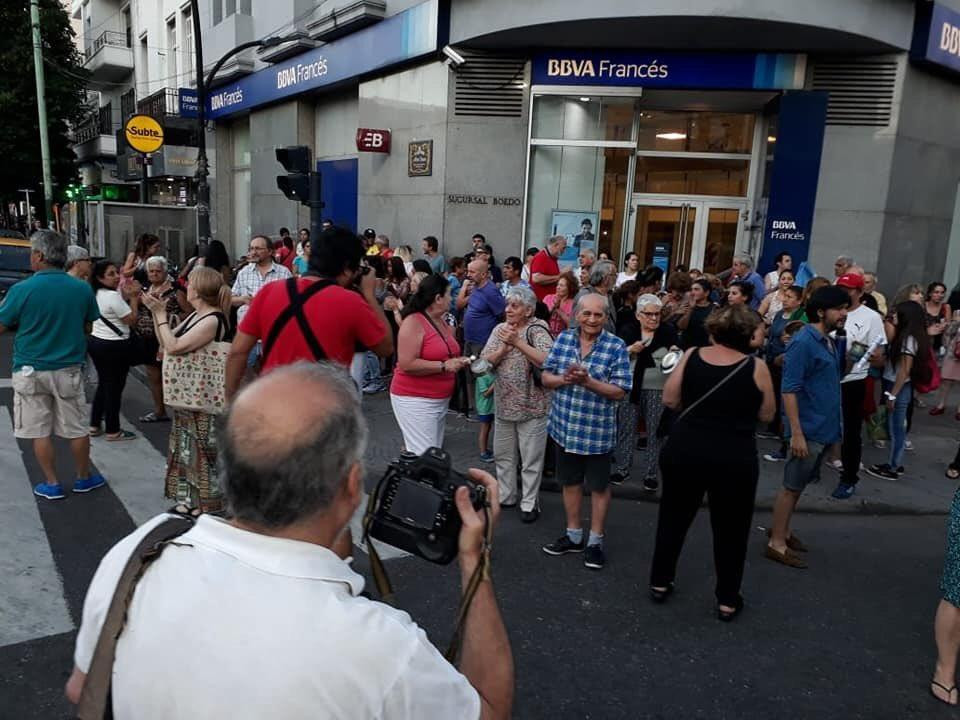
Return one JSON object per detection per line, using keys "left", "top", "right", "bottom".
{"left": 75, "top": 511, "right": 197, "bottom": 719}
{"left": 261, "top": 278, "right": 335, "bottom": 364}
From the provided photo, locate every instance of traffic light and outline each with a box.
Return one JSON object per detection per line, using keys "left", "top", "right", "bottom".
{"left": 276, "top": 146, "right": 312, "bottom": 204}
{"left": 275, "top": 145, "right": 323, "bottom": 240}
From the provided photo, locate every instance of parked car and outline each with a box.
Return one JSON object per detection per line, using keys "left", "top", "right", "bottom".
{"left": 0, "top": 229, "right": 32, "bottom": 300}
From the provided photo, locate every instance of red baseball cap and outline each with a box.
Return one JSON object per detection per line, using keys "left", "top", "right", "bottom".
{"left": 836, "top": 273, "right": 865, "bottom": 289}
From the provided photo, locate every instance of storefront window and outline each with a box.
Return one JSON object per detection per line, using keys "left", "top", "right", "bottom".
{"left": 634, "top": 156, "right": 749, "bottom": 196}
{"left": 532, "top": 95, "right": 637, "bottom": 142}
{"left": 524, "top": 147, "right": 630, "bottom": 261}
{"left": 636, "top": 111, "right": 754, "bottom": 153}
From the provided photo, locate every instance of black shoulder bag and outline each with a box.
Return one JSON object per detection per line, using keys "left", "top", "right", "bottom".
{"left": 261, "top": 277, "right": 336, "bottom": 365}
{"left": 525, "top": 323, "right": 553, "bottom": 389}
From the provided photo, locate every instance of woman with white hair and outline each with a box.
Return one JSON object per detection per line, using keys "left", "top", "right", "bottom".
{"left": 481, "top": 285, "right": 554, "bottom": 523}
{"left": 136, "top": 256, "right": 181, "bottom": 422}
{"left": 612, "top": 293, "right": 679, "bottom": 490}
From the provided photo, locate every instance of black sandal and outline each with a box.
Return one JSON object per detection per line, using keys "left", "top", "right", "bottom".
{"left": 140, "top": 411, "right": 171, "bottom": 423}
{"left": 930, "top": 679, "right": 958, "bottom": 706}
{"left": 650, "top": 583, "right": 675, "bottom": 604}
{"left": 717, "top": 596, "right": 745, "bottom": 622}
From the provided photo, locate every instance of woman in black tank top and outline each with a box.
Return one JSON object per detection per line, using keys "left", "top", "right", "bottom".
{"left": 649, "top": 305, "right": 776, "bottom": 621}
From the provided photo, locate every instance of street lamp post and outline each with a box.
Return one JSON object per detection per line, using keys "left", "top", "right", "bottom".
{"left": 187, "top": 1, "right": 292, "bottom": 255}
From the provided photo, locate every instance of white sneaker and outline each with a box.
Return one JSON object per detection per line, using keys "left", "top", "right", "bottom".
{"left": 826, "top": 459, "right": 843, "bottom": 473}
{"left": 873, "top": 439, "right": 887, "bottom": 449}
{"left": 905, "top": 439, "right": 915, "bottom": 452}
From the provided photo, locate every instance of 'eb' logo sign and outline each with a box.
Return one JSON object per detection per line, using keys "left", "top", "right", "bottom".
{"left": 356, "top": 128, "right": 392, "bottom": 153}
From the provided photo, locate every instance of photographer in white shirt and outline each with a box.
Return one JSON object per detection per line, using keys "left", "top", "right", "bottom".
{"left": 66, "top": 362, "right": 513, "bottom": 720}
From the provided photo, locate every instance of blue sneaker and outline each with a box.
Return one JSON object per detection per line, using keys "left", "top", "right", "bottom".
{"left": 73, "top": 474, "right": 106, "bottom": 493}
{"left": 479, "top": 450, "right": 495, "bottom": 463}
{"left": 831, "top": 482, "right": 856, "bottom": 499}
{"left": 763, "top": 450, "right": 787, "bottom": 463}
{"left": 34, "top": 482, "right": 65, "bottom": 500}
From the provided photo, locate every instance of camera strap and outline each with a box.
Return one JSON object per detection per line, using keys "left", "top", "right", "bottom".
{"left": 361, "top": 483, "right": 493, "bottom": 664}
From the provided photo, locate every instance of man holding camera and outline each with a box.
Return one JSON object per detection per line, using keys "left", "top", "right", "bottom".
{"left": 226, "top": 226, "right": 394, "bottom": 397}
{"left": 66, "top": 363, "right": 513, "bottom": 719}
{"left": 540, "top": 294, "right": 632, "bottom": 570}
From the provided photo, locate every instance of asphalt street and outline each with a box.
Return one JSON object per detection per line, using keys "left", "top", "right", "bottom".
{"left": 1, "top": 333, "right": 958, "bottom": 719}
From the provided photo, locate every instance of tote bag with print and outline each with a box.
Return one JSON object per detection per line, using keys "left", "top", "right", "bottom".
{"left": 162, "top": 339, "right": 231, "bottom": 414}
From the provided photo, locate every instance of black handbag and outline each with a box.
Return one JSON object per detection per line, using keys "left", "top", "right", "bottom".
{"left": 98, "top": 315, "right": 149, "bottom": 366}
{"left": 525, "top": 324, "right": 552, "bottom": 389}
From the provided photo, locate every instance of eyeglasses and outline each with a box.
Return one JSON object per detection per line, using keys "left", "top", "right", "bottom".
{"left": 248, "top": 245, "right": 269, "bottom": 252}
{"left": 639, "top": 311, "right": 660, "bottom": 318}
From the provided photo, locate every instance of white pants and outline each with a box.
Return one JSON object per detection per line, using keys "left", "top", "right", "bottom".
{"left": 493, "top": 414, "right": 548, "bottom": 511}
{"left": 390, "top": 394, "right": 448, "bottom": 455}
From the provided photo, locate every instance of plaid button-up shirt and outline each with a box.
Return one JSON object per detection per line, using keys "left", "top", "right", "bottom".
{"left": 543, "top": 328, "right": 632, "bottom": 455}
{"left": 232, "top": 261, "right": 292, "bottom": 323}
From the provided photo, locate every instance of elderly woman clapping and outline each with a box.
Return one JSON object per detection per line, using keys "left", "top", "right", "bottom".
{"left": 612, "top": 293, "right": 679, "bottom": 490}
{"left": 481, "top": 285, "right": 554, "bottom": 523}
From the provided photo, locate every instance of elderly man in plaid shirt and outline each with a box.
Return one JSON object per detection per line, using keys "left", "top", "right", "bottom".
{"left": 541, "top": 293, "right": 632, "bottom": 570}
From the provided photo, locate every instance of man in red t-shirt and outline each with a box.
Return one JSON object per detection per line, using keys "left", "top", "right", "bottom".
{"left": 529, "top": 235, "right": 567, "bottom": 302}
{"left": 226, "top": 227, "right": 393, "bottom": 398}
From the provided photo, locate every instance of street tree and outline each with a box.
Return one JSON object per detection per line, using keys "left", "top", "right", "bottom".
{"left": 0, "top": 0, "right": 88, "bottom": 224}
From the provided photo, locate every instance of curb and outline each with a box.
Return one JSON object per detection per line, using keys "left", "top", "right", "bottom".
{"left": 538, "top": 477, "right": 949, "bottom": 517}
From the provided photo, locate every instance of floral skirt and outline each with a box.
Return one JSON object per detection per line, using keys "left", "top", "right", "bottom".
{"left": 164, "top": 410, "right": 223, "bottom": 513}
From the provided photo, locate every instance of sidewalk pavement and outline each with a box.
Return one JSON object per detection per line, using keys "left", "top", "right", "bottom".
{"left": 359, "top": 389, "right": 959, "bottom": 515}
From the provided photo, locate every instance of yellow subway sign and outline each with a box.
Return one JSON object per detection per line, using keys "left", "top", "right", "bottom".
{"left": 124, "top": 114, "right": 164, "bottom": 154}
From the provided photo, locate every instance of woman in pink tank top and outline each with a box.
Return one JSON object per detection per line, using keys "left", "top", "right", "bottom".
{"left": 390, "top": 274, "right": 471, "bottom": 455}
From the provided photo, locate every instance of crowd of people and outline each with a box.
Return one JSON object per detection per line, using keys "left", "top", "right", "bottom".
{"left": 8, "top": 226, "right": 960, "bottom": 711}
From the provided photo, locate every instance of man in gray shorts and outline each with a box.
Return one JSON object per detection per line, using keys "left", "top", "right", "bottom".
{"left": 0, "top": 230, "right": 105, "bottom": 500}
{"left": 766, "top": 286, "right": 850, "bottom": 568}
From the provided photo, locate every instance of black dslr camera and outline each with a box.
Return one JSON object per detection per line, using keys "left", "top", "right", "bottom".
{"left": 367, "top": 447, "right": 486, "bottom": 565}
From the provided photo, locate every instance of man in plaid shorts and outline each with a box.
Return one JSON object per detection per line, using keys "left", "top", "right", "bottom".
{"left": 540, "top": 294, "right": 632, "bottom": 570}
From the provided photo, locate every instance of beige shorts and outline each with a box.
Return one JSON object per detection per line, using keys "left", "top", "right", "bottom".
{"left": 12, "top": 366, "right": 88, "bottom": 439}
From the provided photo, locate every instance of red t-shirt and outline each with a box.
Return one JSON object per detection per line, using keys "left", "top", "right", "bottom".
{"left": 529, "top": 249, "right": 560, "bottom": 301}
{"left": 239, "top": 279, "right": 386, "bottom": 370}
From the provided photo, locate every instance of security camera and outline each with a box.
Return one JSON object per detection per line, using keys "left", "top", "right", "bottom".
{"left": 442, "top": 45, "right": 465, "bottom": 68}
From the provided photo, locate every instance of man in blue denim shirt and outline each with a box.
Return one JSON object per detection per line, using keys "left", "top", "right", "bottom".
{"left": 766, "top": 286, "right": 849, "bottom": 569}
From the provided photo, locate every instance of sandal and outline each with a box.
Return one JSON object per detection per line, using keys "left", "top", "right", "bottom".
{"left": 930, "top": 679, "right": 958, "bottom": 706}
{"left": 88, "top": 427, "right": 104, "bottom": 437}
{"left": 717, "top": 596, "right": 745, "bottom": 622}
{"left": 139, "top": 411, "right": 171, "bottom": 423}
{"left": 650, "top": 583, "right": 675, "bottom": 604}
{"left": 930, "top": 406, "right": 946, "bottom": 416}
{"left": 105, "top": 430, "right": 136, "bottom": 442}
{"left": 947, "top": 466, "right": 960, "bottom": 480}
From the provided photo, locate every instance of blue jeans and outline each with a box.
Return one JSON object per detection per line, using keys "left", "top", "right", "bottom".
{"left": 883, "top": 379, "right": 912, "bottom": 468}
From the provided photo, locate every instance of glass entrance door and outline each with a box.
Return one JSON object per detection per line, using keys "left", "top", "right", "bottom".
{"left": 629, "top": 198, "right": 745, "bottom": 276}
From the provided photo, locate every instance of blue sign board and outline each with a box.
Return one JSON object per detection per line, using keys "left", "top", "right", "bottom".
{"left": 758, "top": 91, "right": 829, "bottom": 273}
{"left": 912, "top": 2, "right": 960, "bottom": 76}
{"left": 178, "top": 88, "right": 199, "bottom": 119}
{"left": 206, "top": 0, "right": 439, "bottom": 119}
{"left": 531, "top": 51, "right": 805, "bottom": 90}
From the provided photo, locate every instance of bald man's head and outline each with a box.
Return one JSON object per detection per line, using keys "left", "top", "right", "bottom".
{"left": 222, "top": 363, "right": 368, "bottom": 528}
{"left": 467, "top": 259, "right": 489, "bottom": 285}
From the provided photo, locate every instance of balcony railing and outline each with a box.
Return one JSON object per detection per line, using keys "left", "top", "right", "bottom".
{"left": 137, "top": 88, "right": 180, "bottom": 119}
{"left": 85, "top": 31, "right": 128, "bottom": 61}
{"left": 74, "top": 103, "right": 113, "bottom": 144}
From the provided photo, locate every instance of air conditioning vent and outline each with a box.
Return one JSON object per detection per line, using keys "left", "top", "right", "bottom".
{"left": 811, "top": 59, "right": 898, "bottom": 127}
{"left": 453, "top": 52, "right": 526, "bottom": 118}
